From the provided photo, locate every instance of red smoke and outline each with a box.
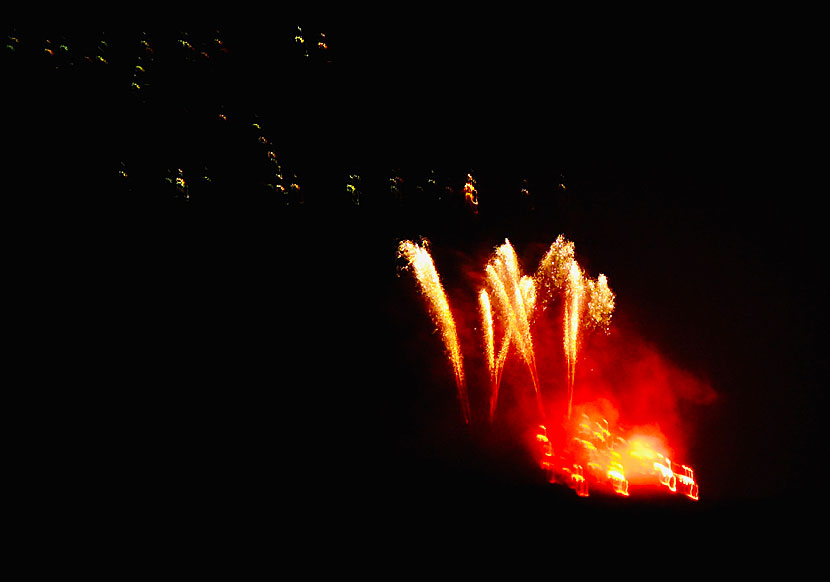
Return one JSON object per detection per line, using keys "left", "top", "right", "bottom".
{"left": 563, "top": 316, "right": 717, "bottom": 462}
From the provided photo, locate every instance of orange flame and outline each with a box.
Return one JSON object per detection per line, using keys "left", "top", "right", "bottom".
{"left": 398, "top": 240, "right": 470, "bottom": 424}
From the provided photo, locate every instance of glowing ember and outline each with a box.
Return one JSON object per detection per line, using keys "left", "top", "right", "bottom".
{"left": 398, "top": 240, "right": 470, "bottom": 424}
{"left": 463, "top": 173, "right": 478, "bottom": 213}
{"left": 479, "top": 289, "right": 495, "bottom": 383}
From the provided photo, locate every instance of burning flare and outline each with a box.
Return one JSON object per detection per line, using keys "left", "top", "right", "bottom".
{"left": 398, "top": 240, "right": 470, "bottom": 424}
{"left": 482, "top": 235, "right": 615, "bottom": 424}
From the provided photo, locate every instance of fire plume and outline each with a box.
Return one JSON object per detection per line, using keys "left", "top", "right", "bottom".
{"left": 398, "top": 240, "right": 470, "bottom": 424}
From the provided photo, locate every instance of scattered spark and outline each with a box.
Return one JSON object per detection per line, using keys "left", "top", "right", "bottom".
{"left": 479, "top": 289, "right": 497, "bottom": 419}
{"left": 463, "top": 173, "right": 478, "bottom": 213}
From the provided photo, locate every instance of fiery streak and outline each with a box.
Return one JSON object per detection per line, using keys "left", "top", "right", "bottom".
{"left": 398, "top": 240, "right": 470, "bottom": 424}
{"left": 564, "top": 260, "right": 584, "bottom": 420}
{"left": 482, "top": 275, "right": 536, "bottom": 421}
{"left": 520, "top": 275, "right": 536, "bottom": 315}
{"left": 485, "top": 240, "right": 544, "bottom": 421}
{"left": 479, "top": 289, "right": 495, "bottom": 377}
{"left": 479, "top": 289, "right": 498, "bottom": 420}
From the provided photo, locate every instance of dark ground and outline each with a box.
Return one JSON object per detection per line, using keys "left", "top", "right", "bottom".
{"left": 6, "top": 21, "right": 823, "bottom": 562}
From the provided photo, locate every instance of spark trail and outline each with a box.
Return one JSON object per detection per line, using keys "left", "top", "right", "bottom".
{"left": 564, "top": 260, "right": 584, "bottom": 420}
{"left": 479, "top": 289, "right": 499, "bottom": 421}
{"left": 533, "top": 235, "right": 615, "bottom": 420}
{"left": 484, "top": 240, "right": 544, "bottom": 421}
{"left": 398, "top": 240, "right": 470, "bottom": 424}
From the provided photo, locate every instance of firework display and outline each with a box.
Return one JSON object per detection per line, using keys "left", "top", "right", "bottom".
{"left": 400, "top": 234, "right": 699, "bottom": 501}
{"left": 10, "top": 26, "right": 821, "bottom": 536}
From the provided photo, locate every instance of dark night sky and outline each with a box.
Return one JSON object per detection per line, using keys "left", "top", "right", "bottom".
{"left": 9, "top": 20, "right": 823, "bottom": 550}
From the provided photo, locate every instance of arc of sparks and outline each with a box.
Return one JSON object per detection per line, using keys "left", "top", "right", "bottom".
{"left": 485, "top": 240, "right": 545, "bottom": 422}
{"left": 398, "top": 240, "right": 470, "bottom": 424}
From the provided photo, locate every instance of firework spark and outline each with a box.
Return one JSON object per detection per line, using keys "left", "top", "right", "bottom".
{"left": 564, "top": 260, "right": 584, "bottom": 420}
{"left": 485, "top": 240, "right": 544, "bottom": 421}
{"left": 479, "top": 289, "right": 498, "bottom": 420}
{"left": 398, "top": 240, "right": 470, "bottom": 424}
{"left": 586, "top": 273, "right": 615, "bottom": 333}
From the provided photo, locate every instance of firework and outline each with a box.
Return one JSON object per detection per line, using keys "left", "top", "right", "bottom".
{"left": 398, "top": 240, "right": 470, "bottom": 424}
{"left": 479, "top": 289, "right": 495, "bottom": 377}
{"left": 535, "top": 236, "right": 615, "bottom": 419}
{"left": 564, "top": 260, "right": 584, "bottom": 420}
{"left": 520, "top": 275, "right": 536, "bottom": 315}
{"left": 534, "top": 234, "right": 575, "bottom": 317}
{"left": 585, "top": 273, "right": 615, "bottom": 333}
{"left": 479, "top": 289, "right": 498, "bottom": 420}
{"left": 485, "top": 240, "right": 544, "bottom": 421}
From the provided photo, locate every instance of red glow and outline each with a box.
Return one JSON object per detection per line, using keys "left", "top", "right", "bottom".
{"left": 399, "top": 235, "right": 713, "bottom": 503}
{"left": 535, "top": 402, "right": 700, "bottom": 500}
